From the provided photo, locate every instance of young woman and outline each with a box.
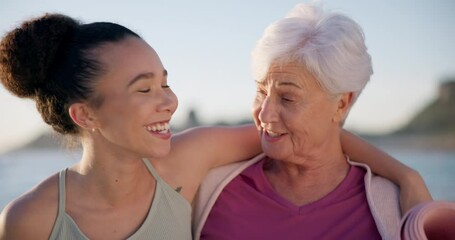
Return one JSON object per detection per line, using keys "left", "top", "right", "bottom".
{"left": 0, "top": 13, "right": 430, "bottom": 239}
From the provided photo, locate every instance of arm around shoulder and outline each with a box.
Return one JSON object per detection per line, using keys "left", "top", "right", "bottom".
{"left": 163, "top": 124, "right": 261, "bottom": 202}
{"left": 340, "top": 130, "right": 432, "bottom": 214}
{"left": 171, "top": 124, "right": 261, "bottom": 170}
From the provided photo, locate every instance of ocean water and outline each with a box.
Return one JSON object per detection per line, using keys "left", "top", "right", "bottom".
{"left": 0, "top": 149, "right": 81, "bottom": 210}
{"left": 1, "top": 148, "right": 454, "bottom": 210}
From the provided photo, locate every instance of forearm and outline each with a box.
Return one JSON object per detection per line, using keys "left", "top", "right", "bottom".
{"left": 340, "top": 130, "right": 432, "bottom": 213}
{"left": 174, "top": 124, "right": 261, "bottom": 169}
{"left": 341, "top": 130, "right": 412, "bottom": 183}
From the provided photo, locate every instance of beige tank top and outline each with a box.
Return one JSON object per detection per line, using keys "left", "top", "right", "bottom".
{"left": 49, "top": 159, "right": 192, "bottom": 240}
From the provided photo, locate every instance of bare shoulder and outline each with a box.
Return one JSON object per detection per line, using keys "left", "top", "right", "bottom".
{"left": 0, "top": 173, "right": 60, "bottom": 240}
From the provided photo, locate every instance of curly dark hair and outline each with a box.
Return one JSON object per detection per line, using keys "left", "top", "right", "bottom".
{"left": 0, "top": 13, "right": 140, "bottom": 134}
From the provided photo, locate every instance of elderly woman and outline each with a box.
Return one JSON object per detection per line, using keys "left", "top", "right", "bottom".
{"left": 193, "top": 3, "right": 431, "bottom": 240}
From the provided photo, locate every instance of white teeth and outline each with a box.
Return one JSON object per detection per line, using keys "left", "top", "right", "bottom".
{"left": 145, "top": 122, "right": 170, "bottom": 133}
{"left": 267, "top": 130, "right": 280, "bottom": 137}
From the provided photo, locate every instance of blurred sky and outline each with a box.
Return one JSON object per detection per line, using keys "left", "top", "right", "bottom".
{"left": 0, "top": 0, "right": 454, "bottom": 153}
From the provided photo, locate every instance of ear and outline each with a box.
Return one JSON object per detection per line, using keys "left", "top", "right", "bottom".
{"left": 333, "top": 92, "right": 354, "bottom": 124}
{"left": 68, "top": 103, "right": 98, "bottom": 131}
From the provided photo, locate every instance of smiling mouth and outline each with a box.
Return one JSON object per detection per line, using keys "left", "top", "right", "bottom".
{"left": 144, "top": 122, "right": 170, "bottom": 134}
{"left": 265, "top": 130, "right": 284, "bottom": 137}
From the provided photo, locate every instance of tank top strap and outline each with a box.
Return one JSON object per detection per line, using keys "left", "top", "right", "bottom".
{"left": 49, "top": 169, "right": 68, "bottom": 239}
{"left": 142, "top": 159, "right": 162, "bottom": 182}
{"left": 58, "top": 169, "right": 67, "bottom": 212}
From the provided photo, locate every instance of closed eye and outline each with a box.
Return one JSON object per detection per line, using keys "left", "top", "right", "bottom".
{"left": 282, "top": 97, "right": 294, "bottom": 102}
{"left": 138, "top": 89, "right": 150, "bottom": 93}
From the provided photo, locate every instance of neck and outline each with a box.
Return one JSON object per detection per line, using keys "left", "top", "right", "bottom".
{"left": 264, "top": 150, "right": 349, "bottom": 206}
{"left": 70, "top": 141, "right": 155, "bottom": 206}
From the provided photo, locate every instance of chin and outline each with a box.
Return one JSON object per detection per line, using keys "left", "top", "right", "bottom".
{"left": 146, "top": 145, "right": 171, "bottom": 159}
{"left": 263, "top": 149, "right": 286, "bottom": 161}
{"left": 262, "top": 143, "right": 284, "bottom": 158}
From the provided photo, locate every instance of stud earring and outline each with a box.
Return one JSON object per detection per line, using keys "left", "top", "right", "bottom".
{"left": 91, "top": 128, "right": 96, "bottom": 133}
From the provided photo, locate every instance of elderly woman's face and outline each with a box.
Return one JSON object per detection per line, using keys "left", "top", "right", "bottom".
{"left": 252, "top": 63, "right": 346, "bottom": 161}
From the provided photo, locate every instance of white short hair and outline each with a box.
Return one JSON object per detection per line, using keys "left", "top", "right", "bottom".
{"left": 252, "top": 3, "right": 373, "bottom": 100}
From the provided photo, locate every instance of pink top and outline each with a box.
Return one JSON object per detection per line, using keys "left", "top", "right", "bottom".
{"left": 200, "top": 157, "right": 381, "bottom": 240}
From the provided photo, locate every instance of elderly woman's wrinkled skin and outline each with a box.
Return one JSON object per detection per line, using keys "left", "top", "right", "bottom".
{"left": 252, "top": 63, "right": 354, "bottom": 205}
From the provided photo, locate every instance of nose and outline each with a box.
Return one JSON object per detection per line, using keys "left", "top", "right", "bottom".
{"left": 157, "top": 89, "right": 178, "bottom": 114}
{"left": 258, "top": 97, "right": 278, "bottom": 124}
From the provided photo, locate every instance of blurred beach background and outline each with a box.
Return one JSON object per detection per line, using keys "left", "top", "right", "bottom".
{"left": 1, "top": 0, "right": 454, "bottom": 210}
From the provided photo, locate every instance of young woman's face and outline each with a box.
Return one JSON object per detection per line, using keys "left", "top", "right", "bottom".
{"left": 90, "top": 36, "right": 178, "bottom": 158}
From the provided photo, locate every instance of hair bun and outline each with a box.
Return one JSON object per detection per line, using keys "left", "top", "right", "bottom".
{"left": 0, "top": 13, "right": 79, "bottom": 98}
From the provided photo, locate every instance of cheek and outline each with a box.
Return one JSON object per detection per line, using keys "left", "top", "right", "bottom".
{"left": 283, "top": 106, "right": 314, "bottom": 139}
{"left": 289, "top": 105, "right": 336, "bottom": 141}
{"left": 95, "top": 102, "right": 123, "bottom": 124}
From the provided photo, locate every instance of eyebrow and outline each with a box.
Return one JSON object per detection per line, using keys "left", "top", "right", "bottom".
{"left": 127, "top": 69, "right": 168, "bottom": 87}
{"left": 277, "top": 81, "right": 302, "bottom": 89}
{"left": 255, "top": 80, "right": 302, "bottom": 89}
